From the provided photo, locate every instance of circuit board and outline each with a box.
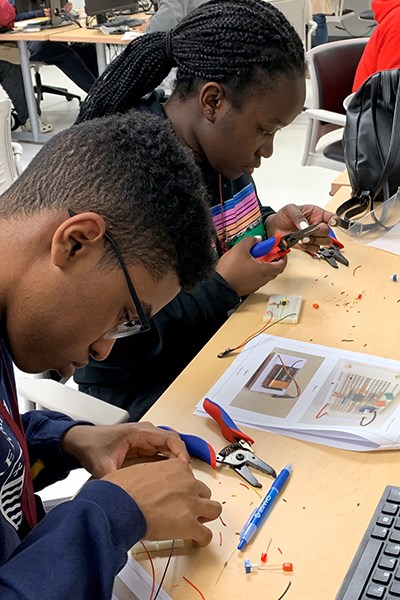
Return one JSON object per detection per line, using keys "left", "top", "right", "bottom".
{"left": 263, "top": 294, "right": 303, "bottom": 324}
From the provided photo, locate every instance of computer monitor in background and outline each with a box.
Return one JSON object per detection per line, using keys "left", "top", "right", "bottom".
{"left": 48, "top": 0, "right": 63, "bottom": 25}
{"left": 15, "top": 0, "right": 43, "bottom": 13}
{"left": 85, "top": 0, "right": 149, "bottom": 23}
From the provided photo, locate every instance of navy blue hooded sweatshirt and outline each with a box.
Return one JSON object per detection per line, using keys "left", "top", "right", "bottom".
{"left": 0, "top": 340, "right": 146, "bottom": 599}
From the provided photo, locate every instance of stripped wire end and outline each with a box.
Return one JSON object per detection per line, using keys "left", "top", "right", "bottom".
{"left": 217, "top": 348, "right": 234, "bottom": 358}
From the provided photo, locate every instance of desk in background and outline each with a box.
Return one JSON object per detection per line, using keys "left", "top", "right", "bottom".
{"left": 49, "top": 14, "right": 149, "bottom": 74}
{"left": 0, "top": 20, "right": 76, "bottom": 142}
{"left": 330, "top": 169, "right": 351, "bottom": 196}
{"left": 0, "top": 15, "right": 147, "bottom": 143}
{"left": 125, "top": 186, "right": 400, "bottom": 599}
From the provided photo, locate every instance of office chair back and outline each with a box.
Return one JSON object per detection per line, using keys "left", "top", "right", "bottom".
{"left": 310, "top": 38, "right": 367, "bottom": 115}
{"left": 302, "top": 38, "right": 368, "bottom": 170}
{"left": 0, "top": 98, "right": 23, "bottom": 195}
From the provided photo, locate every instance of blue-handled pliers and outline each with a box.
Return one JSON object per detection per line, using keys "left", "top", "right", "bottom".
{"left": 249, "top": 224, "right": 320, "bottom": 262}
{"left": 315, "top": 227, "right": 349, "bottom": 268}
{"left": 160, "top": 398, "right": 276, "bottom": 488}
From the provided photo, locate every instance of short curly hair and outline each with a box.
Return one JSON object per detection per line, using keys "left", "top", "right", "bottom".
{"left": 0, "top": 111, "right": 215, "bottom": 289}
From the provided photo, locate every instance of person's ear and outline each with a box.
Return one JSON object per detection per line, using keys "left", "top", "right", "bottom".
{"left": 50, "top": 212, "right": 107, "bottom": 269}
{"left": 199, "top": 82, "right": 226, "bottom": 121}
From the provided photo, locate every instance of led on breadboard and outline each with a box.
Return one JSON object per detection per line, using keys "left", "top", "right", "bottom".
{"left": 263, "top": 294, "right": 302, "bottom": 324}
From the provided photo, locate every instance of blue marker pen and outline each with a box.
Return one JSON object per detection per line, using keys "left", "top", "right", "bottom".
{"left": 237, "top": 464, "right": 292, "bottom": 551}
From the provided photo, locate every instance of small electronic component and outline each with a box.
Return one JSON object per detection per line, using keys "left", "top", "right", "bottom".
{"left": 130, "top": 539, "right": 184, "bottom": 555}
{"left": 264, "top": 294, "right": 302, "bottom": 324}
{"left": 243, "top": 559, "right": 293, "bottom": 573}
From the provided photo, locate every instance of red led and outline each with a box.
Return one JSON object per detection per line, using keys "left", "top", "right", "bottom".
{"left": 282, "top": 562, "right": 293, "bottom": 572}
{"left": 260, "top": 553, "right": 268, "bottom": 563}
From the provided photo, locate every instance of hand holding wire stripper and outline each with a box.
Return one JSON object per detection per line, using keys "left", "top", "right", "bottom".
{"left": 250, "top": 224, "right": 321, "bottom": 262}
{"left": 160, "top": 398, "right": 275, "bottom": 488}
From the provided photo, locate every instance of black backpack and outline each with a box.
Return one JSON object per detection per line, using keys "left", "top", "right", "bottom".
{"left": 336, "top": 69, "right": 400, "bottom": 230}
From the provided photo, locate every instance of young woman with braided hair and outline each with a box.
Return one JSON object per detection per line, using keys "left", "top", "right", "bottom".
{"left": 74, "top": 0, "right": 336, "bottom": 420}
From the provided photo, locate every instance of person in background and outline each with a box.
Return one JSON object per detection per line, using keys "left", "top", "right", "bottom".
{"left": 142, "top": 0, "right": 208, "bottom": 32}
{"left": 353, "top": 0, "right": 400, "bottom": 91}
{"left": 62, "top": 1, "right": 77, "bottom": 17}
{"left": 0, "top": 109, "right": 221, "bottom": 599}
{"left": 9, "top": 0, "right": 98, "bottom": 93}
{"left": 74, "top": 0, "right": 336, "bottom": 421}
{"left": 0, "top": 0, "right": 52, "bottom": 132}
{"left": 311, "top": 0, "right": 333, "bottom": 45}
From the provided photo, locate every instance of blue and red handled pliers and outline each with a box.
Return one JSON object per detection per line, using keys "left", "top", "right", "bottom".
{"left": 249, "top": 224, "right": 320, "bottom": 262}
{"left": 315, "top": 227, "right": 349, "bottom": 268}
{"left": 160, "top": 398, "right": 276, "bottom": 488}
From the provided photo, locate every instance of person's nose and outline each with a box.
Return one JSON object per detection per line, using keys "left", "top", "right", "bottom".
{"left": 89, "top": 337, "right": 115, "bottom": 361}
{"left": 256, "top": 135, "right": 275, "bottom": 159}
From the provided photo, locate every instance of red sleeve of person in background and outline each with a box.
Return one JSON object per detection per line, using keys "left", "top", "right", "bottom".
{"left": 0, "top": 0, "right": 16, "bottom": 28}
{"left": 353, "top": 0, "right": 400, "bottom": 91}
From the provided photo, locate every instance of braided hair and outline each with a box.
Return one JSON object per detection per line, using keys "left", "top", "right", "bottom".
{"left": 77, "top": 0, "right": 305, "bottom": 123}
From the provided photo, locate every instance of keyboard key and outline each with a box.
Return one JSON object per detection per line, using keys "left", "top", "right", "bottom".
{"left": 390, "top": 531, "right": 400, "bottom": 544}
{"left": 379, "top": 556, "right": 397, "bottom": 570}
{"left": 389, "top": 580, "right": 400, "bottom": 596}
{"left": 385, "top": 543, "right": 400, "bottom": 557}
{"left": 366, "top": 583, "right": 386, "bottom": 598}
{"left": 388, "top": 490, "right": 400, "bottom": 504}
{"left": 383, "top": 503, "right": 399, "bottom": 516}
{"left": 372, "top": 526, "right": 389, "bottom": 539}
{"left": 395, "top": 568, "right": 400, "bottom": 580}
{"left": 373, "top": 569, "right": 391, "bottom": 584}
{"left": 395, "top": 517, "right": 400, "bottom": 530}
{"left": 378, "top": 515, "right": 394, "bottom": 527}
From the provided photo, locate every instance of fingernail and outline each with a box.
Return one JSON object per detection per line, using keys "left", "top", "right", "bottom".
{"left": 254, "top": 235, "right": 262, "bottom": 241}
{"left": 299, "top": 220, "right": 309, "bottom": 230}
{"left": 302, "top": 236, "right": 310, "bottom": 244}
{"left": 329, "top": 218, "right": 337, "bottom": 227}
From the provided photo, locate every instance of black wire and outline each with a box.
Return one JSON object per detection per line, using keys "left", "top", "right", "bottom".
{"left": 153, "top": 540, "right": 175, "bottom": 600}
{"left": 276, "top": 580, "right": 292, "bottom": 600}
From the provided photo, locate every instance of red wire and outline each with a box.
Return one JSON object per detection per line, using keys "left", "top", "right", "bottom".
{"left": 182, "top": 576, "right": 207, "bottom": 600}
{"left": 231, "top": 312, "right": 273, "bottom": 351}
{"left": 140, "top": 542, "right": 156, "bottom": 600}
{"left": 276, "top": 354, "right": 302, "bottom": 398}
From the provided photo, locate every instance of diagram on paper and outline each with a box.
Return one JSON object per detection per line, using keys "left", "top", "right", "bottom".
{"left": 300, "top": 359, "right": 400, "bottom": 427}
{"left": 231, "top": 347, "right": 325, "bottom": 419}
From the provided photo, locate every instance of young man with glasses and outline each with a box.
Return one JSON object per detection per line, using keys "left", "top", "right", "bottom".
{"left": 0, "top": 110, "right": 221, "bottom": 599}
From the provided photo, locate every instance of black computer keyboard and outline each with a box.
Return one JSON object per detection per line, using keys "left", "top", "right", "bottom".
{"left": 40, "top": 20, "right": 73, "bottom": 29}
{"left": 100, "top": 17, "right": 143, "bottom": 28}
{"left": 336, "top": 485, "right": 400, "bottom": 599}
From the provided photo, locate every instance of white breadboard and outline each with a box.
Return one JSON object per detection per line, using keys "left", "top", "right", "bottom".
{"left": 263, "top": 294, "right": 303, "bottom": 324}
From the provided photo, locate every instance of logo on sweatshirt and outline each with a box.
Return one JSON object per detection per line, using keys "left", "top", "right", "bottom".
{"left": 0, "top": 401, "right": 24, "bottom": 531}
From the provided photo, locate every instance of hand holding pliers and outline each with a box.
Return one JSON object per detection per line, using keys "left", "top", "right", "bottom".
{"left": 250, "top": 224, "right": 320, "bottom": 262}
{"left": 160, "top": 398, "right": 276, "bottom": 488}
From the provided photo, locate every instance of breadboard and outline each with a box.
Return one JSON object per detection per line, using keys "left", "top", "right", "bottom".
{"left": 263, "top": 294, "right": 302, "bottom": 324}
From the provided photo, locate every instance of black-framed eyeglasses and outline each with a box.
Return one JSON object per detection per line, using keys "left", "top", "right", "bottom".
{"left": 68, "top": 209, "right": 151, "bottom": 339}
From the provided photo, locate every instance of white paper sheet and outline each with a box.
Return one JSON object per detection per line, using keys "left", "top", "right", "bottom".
{"left": 195, "top": 335, "right": 400, "bottom": 451}
{"left": 114, "top": 554, "right": 172, "bottom": 600}
{"left": 367, "top": 222, "right": 400, "bottom": 255}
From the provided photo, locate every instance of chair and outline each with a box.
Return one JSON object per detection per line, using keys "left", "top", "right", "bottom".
{"left": 301, "top": 38, "right": 368, "bottom": 171}
{"left": 0, "top": 98, "right": 24, "bottom": 195}
{"left": 16, "top": 377, "right": 129, "bottom": 425}
{"left": 326, "top": 0, "right": 356, "bottom": 30}
{"left": 31, "top": 62, "right": 82, "bottom": 106}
